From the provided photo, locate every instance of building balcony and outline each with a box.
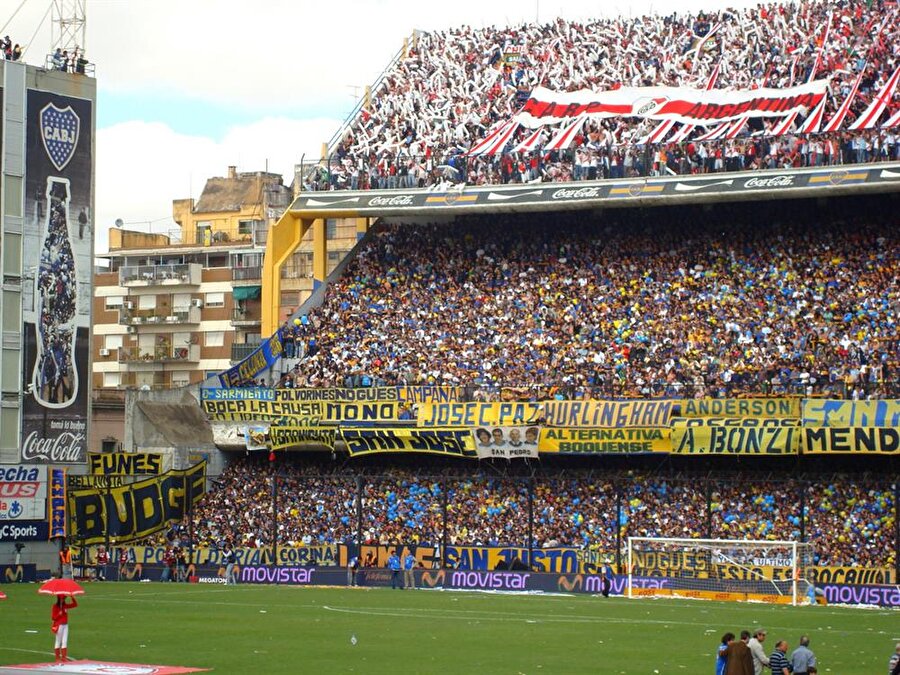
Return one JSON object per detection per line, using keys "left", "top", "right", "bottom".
{"left": 119, "top": 263, "right": 202, "bottom": 287}
{"left": 231, "top": 343, "right": 262, "bottom": 363}
{"left": 120, "top": 306, "right": 201, "bottom": 326}
{"left": 118, "top": 344, "right": 200, "bottom": 364}
{"left": 232, "top": 307, "right": 261, "bottom": 328}
{"left": 232, "top": 266, "right": 262, "bottom": 284}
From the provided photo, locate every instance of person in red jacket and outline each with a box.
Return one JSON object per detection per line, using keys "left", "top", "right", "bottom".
{"left": 51, "top": 596, "right": 77, "bottom": 663}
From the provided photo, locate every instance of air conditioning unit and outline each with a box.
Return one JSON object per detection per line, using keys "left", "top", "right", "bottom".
{"left": 127, "top": 326, "right": 138, "bottom": 334}
{"left": 99, "top": 348, "right": 110, "bottom": 357}
{"left": 192, "top": 299, "right": 203, "bottom": 308}
{"left": 125, "top": 301, "right": 134, "bottom": 310}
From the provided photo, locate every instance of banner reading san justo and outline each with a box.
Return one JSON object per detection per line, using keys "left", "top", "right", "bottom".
{"left": 21, "top": 89, "right": 93, "bottom": 464}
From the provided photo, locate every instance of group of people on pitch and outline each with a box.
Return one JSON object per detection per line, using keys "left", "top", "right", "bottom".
{"left": 716, "top": 629, "right": 817, "bottom": 675}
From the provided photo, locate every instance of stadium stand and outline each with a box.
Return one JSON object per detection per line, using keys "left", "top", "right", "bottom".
{"left": 306, "top": 0, "right": 900, "bottom": 190}
{"left": 278, "top": 195, "right": 898, "bottom": 397}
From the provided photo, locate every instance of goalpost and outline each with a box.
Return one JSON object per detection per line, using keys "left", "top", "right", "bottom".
{"left": 626, "top": 537, "right": 814, "bottom": 605}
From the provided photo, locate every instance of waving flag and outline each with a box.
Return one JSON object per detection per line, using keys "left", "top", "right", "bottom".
{"left": 848, "top": 66, "right": 900, "bottom": 130}
{"left": 544, "top": 116, "right": 586, "bottom": 151}
{"left": 797, "top": 98, "right": 826, "bottom": 134}
{"left": 479, "top": 121, "right": 520, "bottom": 155}
{"left": 884, "top": 108, "right": 900, "bottom": 128}
{"left": 824, "top": 64, "right": 866, "bottom": 132}
{"left": 512, "top": 128, "right": 544, "bottom": 153}
{"left": 658, "top": 64, "right": 721, "bottom": 143}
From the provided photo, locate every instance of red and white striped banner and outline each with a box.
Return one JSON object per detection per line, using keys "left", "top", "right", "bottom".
{"left": 884, "top": 108, "right": 900, "bottom": 129}
{"left": 544, "top": 116, "right": 586, "bottom": 151}
{"left": 478, "top": 121, "right": 520, "bottom": 155}
{"left": 641, "top": 118, "right": 677, "bottom": 145}
{"left": 823, "top": 64, "right": 866, "bottom": 132}
{"left": 466, "top": 121, "right": 510, "bottom": 155}
{"left": 693, "top": 123, "right": 730, "bottom": 142}
{"left": 770, "top": 111, "right": 798, "bottom": 136}
{"left": 512, "top": 128, "right": 544, "bottom": 153}
{"left": 797, "top": 98, "right": 826, "bottom": 134}
{"left": 724, "top": 116, "right": 749, "bottom": 139}
{"left": 807, "top": 12, "right": 832, "bottom": 83}
{"left": 657, "top": 65, "right": 721, "bottom": 143}
{"left": 848, "top": 66, "right": 900, "bottom": 130}
{"left": 516, "top": 80, "right": 828, "bottom": 128}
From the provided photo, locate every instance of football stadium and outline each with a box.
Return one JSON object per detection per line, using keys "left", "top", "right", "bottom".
{"left": 1, "top": 1, "right": 899, "bottom": 673}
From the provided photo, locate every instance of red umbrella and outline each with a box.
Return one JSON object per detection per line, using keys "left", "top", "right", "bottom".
{"left": 38, "top": 578, "right": 85, "bottom": 597}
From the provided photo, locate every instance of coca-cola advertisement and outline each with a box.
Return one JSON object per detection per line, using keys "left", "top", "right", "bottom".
{"left": 21, "top": 89, "right": 93, "bottom": 464}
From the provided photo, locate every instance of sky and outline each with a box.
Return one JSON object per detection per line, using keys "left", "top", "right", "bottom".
{"left": 3, "top": 0, "right": 763, "bottom": 254}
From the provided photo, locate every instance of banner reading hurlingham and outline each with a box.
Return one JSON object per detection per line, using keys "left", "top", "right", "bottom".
{"left": 20, "top": 90, "right": 93, "bottom": 464}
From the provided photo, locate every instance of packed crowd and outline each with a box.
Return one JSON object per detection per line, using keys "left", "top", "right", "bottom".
{"left": 173, "top": 456, "right": 897, "bottom": 568}
{"left": 280, "top": 197, "right": 898, "bottom": 397}
{"left": 306, "top": 0, "right": 900, "bottom": 190}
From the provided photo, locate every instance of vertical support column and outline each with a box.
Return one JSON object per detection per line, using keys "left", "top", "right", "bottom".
{"left": 262, "top": 213, "right": 309, "bottom": 336}
{"left": 355, "top": 217, "right": 369, "bottom": 242}
{"left": 799, "top": 481, "right": 806, "bottom": 543}
{"left": 355, "top": 475, "right": 363, "bottom": 556}
{"left": 526, "top": 478, "right": 534, "bottom": 571}
{"left": 364, "top": 86, "right": 372, "bottom": 112}
{"left": 441, "top": 479, "right": 449, "bottom": 569}
{"left": 312, "top": 218, "right": 327, "bottom": 290}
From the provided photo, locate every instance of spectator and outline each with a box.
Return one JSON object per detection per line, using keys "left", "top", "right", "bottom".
{"left": 748, "top": 629, "right": 770, "bottom": 675}
{"left": 790, "top": 635, "right": 817, "bottom": 675}
{"left": 769, "top": 640, "right": 791, "bottom": 675}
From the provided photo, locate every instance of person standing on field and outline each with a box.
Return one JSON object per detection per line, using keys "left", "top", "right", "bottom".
{"left": 388, "top": 550, "right": 401, "bottom": 589}
{"left": 723, "top": 631, "right": 753, "bottom": 675}
{"left": 889, "top": 642, "right": 900, "bottom": 675}
{"left": 716, "top": 632, "right": 734, "bottom": 675}
{"left": 403, "top": 551, "right": 416, "bottom": 589}
{"left": 769, "top": 640, "right": 791, "bottom": 675}
{"left": 51, "top": 596, "right": 77, "bottom": 663}
{"left": 790, "top": 635, "right": 816, "bottom": 675}
{"left": 748, "top": 629, "right": 770, "bottom": 675}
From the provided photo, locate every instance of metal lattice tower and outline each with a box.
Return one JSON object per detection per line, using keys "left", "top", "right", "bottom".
{"left": 51, "top": 0, "right": 86, "bottom": 53}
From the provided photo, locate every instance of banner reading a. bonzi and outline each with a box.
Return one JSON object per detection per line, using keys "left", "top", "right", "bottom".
{"left": 21, "top": 89, "right": 94, "bottom": 464}
{"left": 417, "top": 402, "right": 543, "bottom": 428}
{"left": 89, "top": 452, "right": 166, "bottom": 475}
{"left": 68, "top": 462, "right": 206, "bottom": 544}
{"left": 542, "top": 400, "right": 673, "bottom": 428}
{"left": 802, "top": 399, "right": 900, "bottom": 427}
{"left": 802, "top": 427, "right": 900, "bottom": 454}
{"left": 218, "top": 329, "right": 284, "bottom": 387}
{"left": 678, "top": 398, "right": 800, "bottom": 419}
{"left": 539, "top": 427, "right": 669, "bottom": 453}
{"left": 342, "top": 428, "right": 477, "bottom": 458}
{"left": 671, "top": 426, "right": 799, "bottom": 455}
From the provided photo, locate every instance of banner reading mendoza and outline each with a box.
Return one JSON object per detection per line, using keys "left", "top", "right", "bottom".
{"left": 802, "top": 427, "right": 900, "bottom": 455}
{"left": 342, "top": 428, "right": 477, "bottom": 458}
{"left": 69, "top": 462, "right": 206, "bottom": 544}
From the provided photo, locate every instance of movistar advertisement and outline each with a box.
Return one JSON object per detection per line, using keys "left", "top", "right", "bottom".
{"left": 21, "top": 90, "right": 93, "bottom": 463}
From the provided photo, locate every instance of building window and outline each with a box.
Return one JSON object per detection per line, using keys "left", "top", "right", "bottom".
{"left": 105, "top": 335, "right": 123, "bottom": 350}
{"left": 205, "top": 331, "right": 225, "bottom": 347}
{"left": 137, "top": 294, "right": 156, "bottom": 310}
{"left": 280, "top": 291, "right": 297, "bottom": 307}
{"left": 326, "top": 219, "right": 337, "bottom": 239}
{"left": 105, "top": 295, "right": 124, "bottom": 309}
{"left": 101, "top": 439, "right": 119, "bottom": 453}
{"left": 103, "top": 372, "right": 121, "bottom": 388}
{"left": 205, "top": 292, "right": 225, "bottom": 308}
{"left": 171, "top": 371, "right": 191, "bottom": 387}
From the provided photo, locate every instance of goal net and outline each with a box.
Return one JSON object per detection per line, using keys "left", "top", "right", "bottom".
{"left": 626, "top": 537, "right": 814, "bottom": 605}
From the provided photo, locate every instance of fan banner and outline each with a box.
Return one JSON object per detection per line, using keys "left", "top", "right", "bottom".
{"left": 472, "top": 426, "right": 540, "bottom": 459}
{"left": 801, "top": 399, "right": 900, "bottom": 427}
{"left": 342, "top": 428, "right": 477, "bottom": 458}
{"left": 515, "top": 81, "right": 828, "bottom": 128}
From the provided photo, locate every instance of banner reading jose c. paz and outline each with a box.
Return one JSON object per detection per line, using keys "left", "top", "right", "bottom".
{"left": 802, "top": 427, "right": 900, "bottom": 454}
{"left": 417, "top": 402, "right": 543, "bottom": 427}
{"left": 542, "top": 400, "right": 673, "bottom": 428}
{"left": 69, "top": 462, "right": 206, "bottom": 544}
{"left": 802, "top": 399, "right": 900, "bottom": 427}
{"left": 672, "top": 426, "right": 799, "bottom": 455}
{"left": 21, "top": 89, "right": 94, "bottom": 464}
{"left": 218, "top": 329, "right": 284, "bottom": 387}
{"left": 342, "top": 428, "right": 477, "bottom": 458}
{"left": 678, "top": 398, "right": 800, "bottom": 418}
{"left": 539, "top": 428, "right": 669, "bottom": 453}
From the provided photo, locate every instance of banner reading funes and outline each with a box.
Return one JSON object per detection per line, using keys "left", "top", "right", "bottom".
{"left": 68, "top": 462, "right": 206, "bottom": 544}
{"left": 89, "top": 452, "right": 166, "bottom": 476}
{"left": 342, "top": 428, "right": 477, "bottom": 458}
{"left": 539, "top": 428, "right": 669, "bottom": 454}
{"left": 671, "top": 426, "right": 799, "bottom": 455}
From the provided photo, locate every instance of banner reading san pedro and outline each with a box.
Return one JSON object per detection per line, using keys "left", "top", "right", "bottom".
{"left": 20, "top": 89, "right": 94, "bottom": 464}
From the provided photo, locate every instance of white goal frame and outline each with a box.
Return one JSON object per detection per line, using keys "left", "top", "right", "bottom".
{"left": 627, "top": 536, "right": 813, "bottom": 606}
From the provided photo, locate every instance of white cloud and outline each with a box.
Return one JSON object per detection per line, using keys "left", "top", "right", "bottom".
{"left": 95, "top": 116, "right": 339, "bottom": 253}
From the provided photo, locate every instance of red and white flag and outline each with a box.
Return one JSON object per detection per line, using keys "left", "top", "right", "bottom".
{"left": 884, "top": 108, "right": 900, "bottom": 128}
{"left": 807, "top": 12, "right": 832, "bottom": 82}
{"left": 848, "top": 66, "right": 900, "bottom": 130}
{"left": 661, "top": 65, "right": 721, "bottom": 143}
{"left": 466, "top": 121, "right": 510, "bottom": 155}
{"left": 797, "top": 98, "right": 826, "bottom": 134}
{"left": 770, "top": 111, "right": 798, "bottom": 136}
{"left": 693, "top": 123, "right": 729, "bottom": 142}
{"left": 640, "top": 119, "right": 678, "bottom": 145}
{"left": 724, "top": 116, "right": 749, "bottom": 139}
{"left": 512, "top": 127, "right": 544, "bottom": 153}
{"left": 823, "top": 64, "right": 866, "bottom": 132}
{"left": 479, "top": 121, "right": 520, "bottom": 155}
{"left": 544, "top": 116, "right": 586, "bottom": 151}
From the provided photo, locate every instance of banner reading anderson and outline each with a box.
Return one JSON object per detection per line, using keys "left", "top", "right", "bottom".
{"left": 21, "top": 90, "right": 93, "bottom": 464}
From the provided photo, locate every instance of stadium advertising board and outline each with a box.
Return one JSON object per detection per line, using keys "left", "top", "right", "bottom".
{"left": 418, "top": 402, "right": 543, "bottom": 427}
{"left": 217, "top": 329, "right": 283, "bottom": 387}
{"left": 342, "top": 428, "right": 477, "bottom": 458}
{"left": 802, "top": 399, "right": 900, "bottom": 427}
{"left": 820, "top": 584, "right": 900, "bottom": 608}
{"left": 68, "top": 462, "right": 206, "bottom": 544}
{"left": 542, "top": 400, "right": 673, "bottom": 427}
{"left": 671, "top": 426, "right": 800, "bottom": 455}
{"left": 539, "top": 427, "right": 669, "bottom": 453}
{"left": 21, "top": 90, "right": 94, "bottom": 464}
{"left": 678, "top": 398, "right": 800, "bottom": 418}
{"left": 0, "top": 464, "right": 47, "bottom": 520}
{"left": 0, "top": 519, "right": 49, "bottom": 542}
{"left": 802, "top": 427, "right": 900, "bottom": 454}
{"left": 472, "top": 426, "right": 539, "bottom": 459}
{"left": 88, "top": 452, "right": 165, "bottom": 475}
{"left": 269, "top": 426, "right": 337, "bottom": 451}
{"left": 445, "top": 545, "right": 580, "bottom": 573}
{"left": 127, "top": 544, "right": 337, "bottom": 567}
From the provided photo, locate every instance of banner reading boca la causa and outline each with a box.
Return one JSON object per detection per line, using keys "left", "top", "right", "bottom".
{"left": 20, "top": 89, "right": 94, "bottom": 464}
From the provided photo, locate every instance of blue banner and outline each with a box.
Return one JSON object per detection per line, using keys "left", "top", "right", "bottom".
{"left": 218, "top": 329, "right": 284, "bottom": 387}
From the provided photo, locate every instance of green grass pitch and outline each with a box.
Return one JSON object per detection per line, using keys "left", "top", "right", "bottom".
{"left": 1, "top": 583, "right": 896, "bottom": 673}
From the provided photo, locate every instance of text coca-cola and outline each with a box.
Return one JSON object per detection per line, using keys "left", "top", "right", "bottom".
{"left": 367, "top": 195, "right": 415, "bottom": 207}
{"left": 551, "top": 187, "right": 602, "bottom": 199}
{"left": 21, "top": 431, "right": 85, "bottom": 463}
{"left": 743, "top": 175, "right": 795, "bottom": 188}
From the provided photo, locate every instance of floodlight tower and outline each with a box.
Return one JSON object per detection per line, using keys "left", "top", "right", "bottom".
{"left": 51, "top": 0, "right": 87, "bottom": 53}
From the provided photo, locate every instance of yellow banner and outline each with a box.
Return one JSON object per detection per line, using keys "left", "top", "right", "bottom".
{"left": 268, "top": 427, "right": 337, "bottom": 451}
{"left": 342, "top": 428, "right": 477, "bottom": 458}
{"left": 802, "top": 427, "right": 900, "bottom": 454}
{"left": 542, "top": 400, "right": 673, "bottom": 428}
{"left": 679, "top": 398, "right": 800, "bottom": 418}
{"left": 69, "top": 462, "right": 206, "bottom": 545}
{"left": 669, "top": 417, "right": 800, "bottom": 427}
{"left": 539, "top": 428, "right": 669, "bottom": 453}
{"left": 202, "top": 399, "right": 398, "bottom": 424}
{"left": 671, "top": 426, "right": 799, "bottom": 455}
{"left": 417, "top": 402, "right": 543, "bottom": 428}
{"left": 89, "top": 452, "right": 165, "bottom": 475}
{"left": 802, "top": 399, "right": 900, "bottom": 427}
